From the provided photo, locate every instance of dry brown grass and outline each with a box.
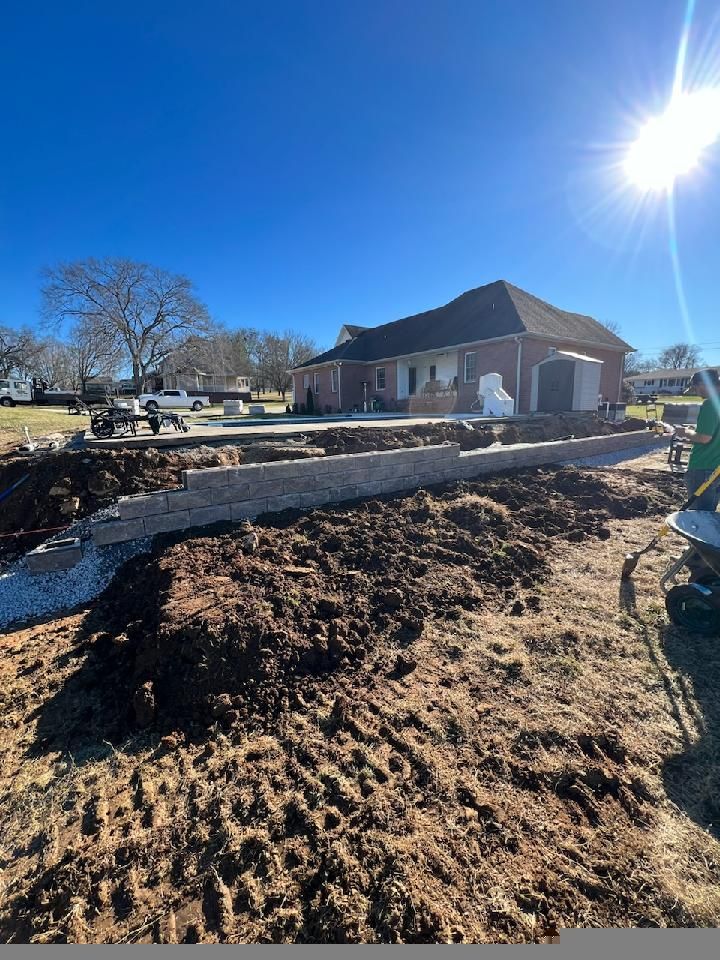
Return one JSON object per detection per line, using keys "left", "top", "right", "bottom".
{"left": 1, "top": 460, "right": 720, "bottom": 942}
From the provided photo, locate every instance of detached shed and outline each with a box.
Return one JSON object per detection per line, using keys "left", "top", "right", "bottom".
{"left": 530, "top": 350, "right": 603, "bottom": 413}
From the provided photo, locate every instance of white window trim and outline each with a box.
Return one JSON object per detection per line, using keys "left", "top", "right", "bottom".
{"left": 331, "top": 368, "right": 338, "bottom": 393}
{"left": 375, "top": 367, "right": 386, "bottom": 390}
{"left": 313, "top": 373, "right": 320, "bottom": 393}
{"left": 464, "top": 352, "right": 477, "bottom": 383}
{"left": 303, "top": 374, "right": 310, "bottom": 390}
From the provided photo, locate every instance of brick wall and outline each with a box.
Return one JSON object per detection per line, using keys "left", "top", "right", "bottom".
{"left": 456, "top": 337, "right": 625, "bottom": 413}
{"left": 92, "top": 431, "right": 658, "bottom": 545}
{"left": 456, "top": 340, "right": 520, "bottom": 412}
{"left": 293, "top": 361, "right": 399, "bottom": 413}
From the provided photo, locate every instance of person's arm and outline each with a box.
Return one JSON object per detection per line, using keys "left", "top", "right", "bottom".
{"left": 677, "top": 403, "right": 718, "bottom": 444}
{"left": 679, "top": 426, "right": 714, "bottom": 444}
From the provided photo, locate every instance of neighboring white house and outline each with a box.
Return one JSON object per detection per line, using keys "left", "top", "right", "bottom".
{"left": 153, "top": 357, "right": 251, "bottom": 393}
{"left": 625, "top": 366, "right": 720, "bottom": 395}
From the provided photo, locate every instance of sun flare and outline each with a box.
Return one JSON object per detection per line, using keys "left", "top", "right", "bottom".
{"left": 625, "top": 87, "right": 720, "bottom": 191}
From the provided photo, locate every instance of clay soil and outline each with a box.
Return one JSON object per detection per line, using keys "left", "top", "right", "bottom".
{"left": 3, "top": 462, "right": 720, "bottom": 943}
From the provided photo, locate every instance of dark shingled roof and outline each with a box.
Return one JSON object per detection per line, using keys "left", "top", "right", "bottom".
{"left": 295, "top": 280, "right": 632, "bottom": 368}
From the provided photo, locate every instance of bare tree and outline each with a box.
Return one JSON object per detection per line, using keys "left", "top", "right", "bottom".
{"left": 33, "top": 337, "right": 75, "bottom": 389}
{"left": 42, "top": 257, "right": 211, "bottom": 392}
{"left": 65, "top": 319, "right": 122, "bottom": 392}
{"left": 602, "top": 319, "right": 623, "bottom": 337}
{"left": 258, "top": 330, "right": 318, "bottom": 401}
{"left": 0, "top": 326, "right": 42, "bottom": 378}
{"left": 657, "top": 342, "right": 704, "bottom": 370}
{"left": 168, "top": 326, "right": 252, "bottom": 386}
{"left": 623, "top": 352, "right": 658, "bottom": 377}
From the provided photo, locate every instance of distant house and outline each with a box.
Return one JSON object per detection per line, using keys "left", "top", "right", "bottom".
{"left": 624, "top": 366, "right": 720, "bottom": 396}
{"left": 152, "top": 359, "right": 251, "bottom": 394}
{"left": 291, "top": 280, "right": 632, "bottom": 414}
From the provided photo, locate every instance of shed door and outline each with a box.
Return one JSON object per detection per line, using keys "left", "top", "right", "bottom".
{"left": 537, "top": 359, "right": 574, "bottom": 412}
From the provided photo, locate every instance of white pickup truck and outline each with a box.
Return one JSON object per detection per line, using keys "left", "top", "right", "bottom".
{"left": 136, "top": 389, "right": 210, "bottom": 412}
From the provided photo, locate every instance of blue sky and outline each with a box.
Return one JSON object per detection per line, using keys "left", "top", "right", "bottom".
{"left": 2, "top": 0, "right": 720, "bottom": 363}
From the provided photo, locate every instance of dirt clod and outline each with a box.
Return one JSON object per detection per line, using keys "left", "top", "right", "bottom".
{"left": 133, "top": 681, "right": 156, "bottom": 728}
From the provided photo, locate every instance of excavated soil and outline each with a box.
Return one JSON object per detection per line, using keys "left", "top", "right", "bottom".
{"left": 2, "top": 464, "right": 714, "bottom": 944}
{"left": 0, "top": 444, "right": 321, "bottom": 566}
{"left": 313, "top": 415, "right": 648, "bottom": 456}
{"left": 0, "top": 413, "right": 648, "bottom": 566}
{"left": 79, "top": 467, "right": 676, "bottom": 734}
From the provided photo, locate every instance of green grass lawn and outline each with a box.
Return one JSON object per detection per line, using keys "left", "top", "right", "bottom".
{"left": 0, "top": 404, "right": 82, "bottom": 443}
{"left": 626, "top": 394, "right": 703, "bottom": 421}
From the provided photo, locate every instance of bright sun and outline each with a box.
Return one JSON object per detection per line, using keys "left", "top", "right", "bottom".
{"left": 625, "top": 87, "right": 720, "bottom": 191}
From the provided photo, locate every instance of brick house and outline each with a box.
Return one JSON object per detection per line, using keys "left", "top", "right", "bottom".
{"left": 291, "top": 280, "right": 632, "bottom": 414}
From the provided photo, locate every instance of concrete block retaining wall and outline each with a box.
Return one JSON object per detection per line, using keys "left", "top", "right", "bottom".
{"left": 93, "top": 430, "right": 658, "bottom": 546}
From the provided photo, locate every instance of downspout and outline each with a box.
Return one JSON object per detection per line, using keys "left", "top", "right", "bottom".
{"left": 514, "top": 336, "right": 523, "bottom": 414}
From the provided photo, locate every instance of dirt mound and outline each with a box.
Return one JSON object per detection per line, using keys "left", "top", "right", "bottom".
{"left": 316, "top": 422, "right": 498, "bottom": 455}
{"left": 67, "top": 466, "right": 678, "bottom": 736}
{"left": 0, "top": 444, "right": 321, "bottom": 566}
{"left": 316, "top": 415, "right": 648, "bottom": 456}
{"left": 4, "top": 464, "right": 717, "bottom": 943}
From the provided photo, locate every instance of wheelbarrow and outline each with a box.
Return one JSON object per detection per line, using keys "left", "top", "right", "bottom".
{"left": 661, "top": 510, "right": 720, "bottom": 635}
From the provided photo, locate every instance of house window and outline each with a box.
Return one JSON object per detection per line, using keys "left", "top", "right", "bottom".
{"left": 331, "top": 368, "right": 338, "bottom": 393}
{"left": 314, "top": 372, "right": 320, "bottom": 393}
{"left": 464, "top": 352, "right": 477, "bottom": 383}
{"left": 375, "top": 367, "right": 386, "bottom": 390}
{"left": 429, "top": 364, "right": 437, "bottom": 381}
{"left": 303, "top": 374, "right": 310, "bottom": 390}
{"left": 643, "top": 379, "right": 655, "bottom": 386}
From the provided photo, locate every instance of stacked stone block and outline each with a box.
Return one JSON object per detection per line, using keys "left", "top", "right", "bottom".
{"left": 92, "top": 431, "right": 657, "bottom": 545}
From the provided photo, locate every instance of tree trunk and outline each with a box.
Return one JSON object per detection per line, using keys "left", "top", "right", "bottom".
{"left": 132, "top": 358, "right": 141, "bottom": 394}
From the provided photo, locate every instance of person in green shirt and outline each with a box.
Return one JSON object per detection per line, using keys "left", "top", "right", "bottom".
{"left": 680, "top": 368, "right": 720, "bottom": 512}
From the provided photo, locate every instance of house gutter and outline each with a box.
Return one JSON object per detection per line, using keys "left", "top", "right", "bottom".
{"left": 335, "top": 361, "right": 343, "bottom": 411}
{"left": 289, "top": 334, "right": 526, "bottom": 375}
{"left": 291, "top": 332, "right": 630, "bottom": 374}
{"left": 514, "top": 336, "right": 523, "bottom": 414}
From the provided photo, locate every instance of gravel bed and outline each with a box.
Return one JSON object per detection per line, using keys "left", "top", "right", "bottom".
{"left": 562, "top": 443, "right": 664, "bottom": 468}
{"left": 0, "top": 506, "right": 151, "bottom": 631}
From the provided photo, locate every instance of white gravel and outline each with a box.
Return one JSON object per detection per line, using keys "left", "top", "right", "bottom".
{"left": 0, "top": 506, "right": 151, "bottom": 632}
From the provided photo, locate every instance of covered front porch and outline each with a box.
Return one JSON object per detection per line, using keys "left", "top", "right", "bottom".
{"left": 395, "top": 352, "right": 459, "bottom": 412}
